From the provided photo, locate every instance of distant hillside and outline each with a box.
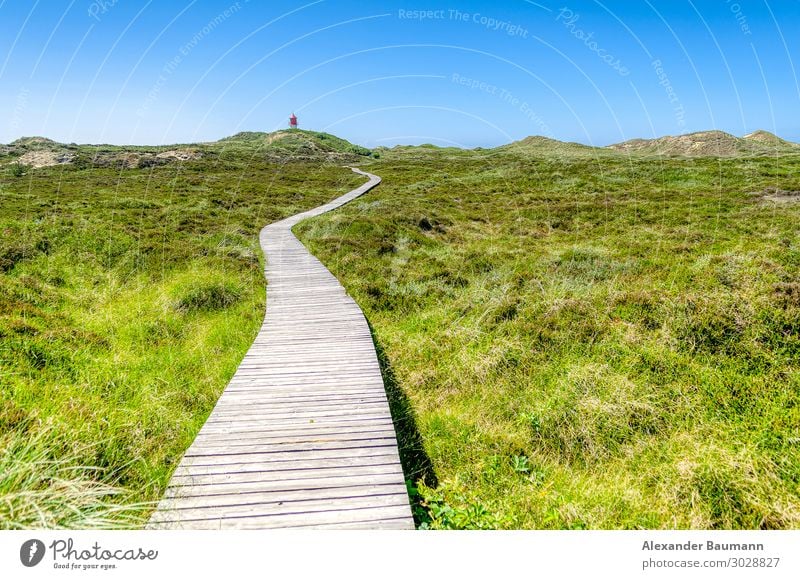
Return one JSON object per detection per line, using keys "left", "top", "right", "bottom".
{"left": 742, "top": 130, "right": 797, "bottom": 147}
{"left": 1, "top": 129, "right": 374, "bottom": 169}
{"left": 4, "top": 129, "right": 799, "bottom": 169}
{"left": 0, "top": 134, "right": 208, "bottom": 169}
{"left": 608, "top": 130, "right": 800, "bottom": 157}
{"left": 9, "top": 136, "right": 60, "bottom": 149}
{"left": 215, "top": 130, "right": 373, "bottom": 161}
{"left": 495, "top": 135, "right": 603, "bottom": 156}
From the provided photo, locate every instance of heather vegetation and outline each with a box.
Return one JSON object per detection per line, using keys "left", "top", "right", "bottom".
{"left": 0, "top": 135, "right": 363, "bottom": 528}
{"left": 2, "top": 128, "right": 798, "bottom": 529}
{"left": 297, "top": 143, "right": 800, "bottom": 529}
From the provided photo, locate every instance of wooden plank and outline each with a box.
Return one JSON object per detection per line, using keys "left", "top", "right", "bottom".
{"left": 162, "top": 472, "right": 405, "bottom": 499}
{"left": 149, "top": 505, "right": 414, "bottom": 530}
{"left": 157, "top": 482, "right": 410, "bottom": 511}
{"left": 198, "top": 412, "right": 394, "bottom": 430}
{"left": 150, "top": 494, "right": 410, "bottom": 523}
{"left": 192, "top": 426, "right": 397, "bottom": 444}
{"left": 168, "top": 463, "right": 404, "bottom": 487}
{"left": 183, "top": 439, "right": 400, "bottom": 460}
{"left": 212, "top": 392, "right": 390, "bottom": 404}
{"left": 210, "top": 399, "right": 390, "bottom": 413}
{"left": 178, "top": 446, "right": 400, "bottom": 469}
{"left": 283, "top": 516, "right": 416, "bottom": 530}
{"left": 187, "top": 431, "right": 399, "bottom": 450}
{"left": 149, "top": 169, "right": 414, "bottom": 530}
{"left": 190, "top": 417, "right": 396, "bottom": 436}
{"left": 203, "top": 402, "right": 391, "bottom": 420}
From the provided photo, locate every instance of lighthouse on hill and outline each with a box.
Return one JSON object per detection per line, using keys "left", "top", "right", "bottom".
{"left": 289, "top": 113, "right": 298, "bottom": 129}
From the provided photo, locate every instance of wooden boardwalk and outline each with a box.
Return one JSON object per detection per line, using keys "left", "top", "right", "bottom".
{"left": 149, "top": 169, "right": 414, "bottom": 529}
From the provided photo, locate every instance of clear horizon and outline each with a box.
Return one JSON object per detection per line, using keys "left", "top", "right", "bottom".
{"left": 4, "top": 127, "right": 797, "bottom": 150}
{"left": 1, "top": 0, "right": 799, "bottom": 148}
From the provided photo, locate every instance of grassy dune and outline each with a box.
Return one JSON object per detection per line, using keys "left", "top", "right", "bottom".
{"left": 297, "top": 146, "right": 800, "bottom": 529}
{"left": 0, "top": 151, "right": 364, "bottom": 528}
{"left": 2, "top": 129, "right": 798, "bottom": 530}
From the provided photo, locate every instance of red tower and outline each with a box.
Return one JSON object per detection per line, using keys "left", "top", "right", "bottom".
{"left": 289, "top": 113, "right": 298, "bottom": 129}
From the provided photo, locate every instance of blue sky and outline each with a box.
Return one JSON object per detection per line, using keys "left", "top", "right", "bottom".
{"left": 1, "top": 0, "right": 798, "bottom": 147}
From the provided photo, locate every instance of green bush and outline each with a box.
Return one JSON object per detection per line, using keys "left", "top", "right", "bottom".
{"left": 176, "top": 282, "right": 241, "bottom": 312}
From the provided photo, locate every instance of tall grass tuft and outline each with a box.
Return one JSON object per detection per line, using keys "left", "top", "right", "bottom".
{"left": 297, "top": 146, "right": 800, "bottom": 528}
{"left": 0, "top": 157, "right": 365, "bottom": 528}
{"left": 0, "top": 426, "right": 146, "bottom": 529}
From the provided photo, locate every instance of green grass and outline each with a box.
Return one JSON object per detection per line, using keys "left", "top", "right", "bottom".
{"left": 219, "top": 129, "right": 374, "bottom": 159}
{"left": 296, "top": 146, "right": 800, "bottom": 529}
{"left": 3, "top": 131, "right": 799, "bottom": 530}
{"left": 0, "top": 154, "right": 363, "bottom": 528}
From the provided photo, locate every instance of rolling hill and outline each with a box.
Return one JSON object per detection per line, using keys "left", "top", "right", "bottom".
{"left": 608, "top": 130, "right": 800, "bottom": 157}
{"left": 0, "top": 129, "right": 375, "bottom": 170}
{"left": 2, "top": 128, "right": 800, "bottom": 529}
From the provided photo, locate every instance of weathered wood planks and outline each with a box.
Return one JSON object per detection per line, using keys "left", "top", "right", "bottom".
{"left": 149, "top": 169, "right": 414, "bottom": 529}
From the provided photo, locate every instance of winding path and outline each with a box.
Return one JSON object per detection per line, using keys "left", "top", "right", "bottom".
{"left": 149, "top": 169, "right": 414, "bottom": 529}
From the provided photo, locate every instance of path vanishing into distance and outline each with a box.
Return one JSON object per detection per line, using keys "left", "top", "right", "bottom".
{"left": 149, "top": 168, "right": 415, "bottom": 529}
